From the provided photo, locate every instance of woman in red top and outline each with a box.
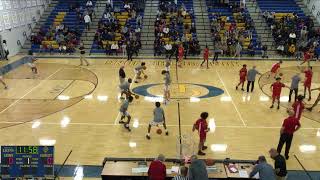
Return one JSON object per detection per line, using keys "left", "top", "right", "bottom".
{"left": 303, "top": 66, "right": 313, "bottom": 101}
{"left": 178, "top": 44, "right": 184, "bottom": 67}
{"left": 200, "top": 46, "right": 210, "bottom": 69}
{"left": 236, "top": 64, "right": 247, "bottom": 91}
{"left": 148, "top": 154, "right": 166, "bottom": 180}
{"left": 270, "top": 77, "right": 286, "bottom": 109}
{"left": 192, "top": 112, "right": 209, "bottom": 156}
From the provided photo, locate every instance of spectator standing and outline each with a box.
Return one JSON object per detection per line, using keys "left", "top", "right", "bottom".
{"left": 246, "top": 66, "right": 261, "bottom": 93}
{"left": 269, "top": 148, "right": 287, "bottom": 180}
{"left": 148, "top": 154, "right": 166, "bottom": 180}
{"left": 188, "top": 155, "right": 208, "bottom": 180}
{"left": 249, "top": 156, "right": 276, "bottom": 180}
{"left": 288, "top": 73, "right": 301, "bottom": 102}
{"left": 233, "top": 41, "right": 242, "bottom": 60}
{"left": 172, "top": 166, "right": 188, "bottom": 180}
{"left": 84, "top": 13, "right": 91, "bottom": 30}
{"left": 2, "top": 40, "right": 9, "bottom": 60}
{"left": 277, "top": 108, "right": 301, "bottom": 160}
{"left": 79, "top": 43, "right": 89, "bottom": 66}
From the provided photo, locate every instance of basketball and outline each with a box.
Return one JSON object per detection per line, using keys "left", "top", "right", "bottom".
{"left": 134, "top": 94, "right": 139, "bottom": 99}
{"left": 156, "top": 128, "right": 162, "bottom": 134}
{"left": 144, "top": 75, "right": 148, "bottom": 79}
{"left": 205, "top": 159, "right": 215, "bottom": 166}
{"left": 279, "top": 73, "right": 283, "bottom": 76}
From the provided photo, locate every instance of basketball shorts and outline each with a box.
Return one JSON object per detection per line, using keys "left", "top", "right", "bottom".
{"left": 149, "top": 121, "right": 164, "bottom": 126}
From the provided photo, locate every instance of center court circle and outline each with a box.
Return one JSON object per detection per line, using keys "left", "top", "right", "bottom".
{"left": 132, "top": 83, "right": 224, "bottom": 99}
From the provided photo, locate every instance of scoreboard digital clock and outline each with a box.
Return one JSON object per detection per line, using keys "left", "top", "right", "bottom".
{"left": 0, "top": 146, "right": 54, "bottom": 178}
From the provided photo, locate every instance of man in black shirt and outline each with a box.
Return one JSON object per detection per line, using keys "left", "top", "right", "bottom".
{"left": 269, "top": 148, "right": 287, "bottom": 180}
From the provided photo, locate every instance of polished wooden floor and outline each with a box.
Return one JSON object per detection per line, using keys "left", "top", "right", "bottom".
{"left": 0, "top": 57, "right": 319, "bottom": 171}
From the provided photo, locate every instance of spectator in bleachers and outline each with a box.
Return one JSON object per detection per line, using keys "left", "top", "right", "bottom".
{"left": 84, "top": 13, "right": 91, "bottom": 30}
{"left": 86, "top": 0, "right": 93, "bottom": 8}
{"left": 111, "top": 42, "right": 119, "bottom": 55}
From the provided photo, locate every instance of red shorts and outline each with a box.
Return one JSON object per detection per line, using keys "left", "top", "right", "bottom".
{"left": 272, "top": 94, "right": 280, "bottom": 100}
{"left": 179, "top": 54, "right": 183, "bottom": 59}
{"left": 304, "top": 81, "right": 311, "bottom": 88}
{"left": 240, "top": 77, "right": 246, "bottom": 83}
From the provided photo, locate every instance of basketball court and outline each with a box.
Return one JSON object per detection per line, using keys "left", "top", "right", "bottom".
{"left": 0, "top": 57, "right": 319, "bottom": 173}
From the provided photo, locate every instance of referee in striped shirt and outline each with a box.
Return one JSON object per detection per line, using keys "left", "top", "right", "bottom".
{"left": 172, "top": 166, "right": 188, "bottom": 180}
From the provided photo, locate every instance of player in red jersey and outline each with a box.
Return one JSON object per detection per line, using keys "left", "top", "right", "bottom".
{"left": 177, "top": 44, "right": 184, "bottom": 67}
{"left": 300, "top": 49, "right": 313, "bottom": 67}
{"left": 192, "top": 112, "right": 209, "bottom": 156}
{"left": 292, "top": 95, "right": 305, "bottom": 120}
{"left": 268, "top": 60, "right": 282, "bottom": 79}
{"left": 270, "top": 77, "right": 286, "bottom": 109}
{"left": 236, "top": 64, "right": 247, "bottom": 91}
{"left": 303, "top": 66, "right": 313, "bottom": 101}
{"left": 200, "top": 45, "right": 211, "bottom": 68}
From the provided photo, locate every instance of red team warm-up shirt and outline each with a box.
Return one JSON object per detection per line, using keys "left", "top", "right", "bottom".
{"left": 292, "top": 101, "right": 305, "bottom": 120}
{"left": 304, "top": 69, "right": 313, "bottom": 87}
{"left": 203, "top": 48, "right": 209, "bottom": 60}
{"left": 239, "top": 67, "right": 247, "bottom": 81}
{"left": 282, "top": 116, "right": 301, "bottom": 134}
{"left": 271, "top": 63, "right": 281, "bottom": 73}
{"left": 195, "top": 119, "right": 208, "bottom": 141}
{"left": 148, "top": 160, "right": 166, "bottom": 180}
{"left": 271, "top": 82, "right": 285, "bottom": 97}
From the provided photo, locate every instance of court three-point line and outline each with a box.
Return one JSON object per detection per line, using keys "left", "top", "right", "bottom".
{"left": 215, "top": 68, "right": 247, "bottom": 127}
{"left": 0, "top": 67, "right": 63, "bottom": 114}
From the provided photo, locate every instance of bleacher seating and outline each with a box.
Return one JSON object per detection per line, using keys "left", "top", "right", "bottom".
{"left": 206, "top": 0, "right": 262, "bottom": 56}
{"left": 257, "top": 0, "right": 305, "bottom": 17}
{"left": 154, "top": 0, "right": 200, "bottom": 56}
{"left": 257, "top": 0, "right": 319, "bottom": 56}
{"left": 31, "top": 0, "right": 96, "bottom": 53}
{"left": 90, "top": 0, "right": 145, "bottom": 54}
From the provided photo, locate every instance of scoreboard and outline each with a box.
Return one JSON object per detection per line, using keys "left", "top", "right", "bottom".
{"left": 0, "top": 146, "right": 54, "bottom": 178}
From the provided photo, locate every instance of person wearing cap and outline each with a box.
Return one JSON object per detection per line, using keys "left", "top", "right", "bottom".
{"left": 277, "top": 108, "right": 301, "bottom": 160}
{"left": 148, "top": 154, "right": 166, "bottom": 180}
{"left": 249, "top": 156, "right": 276, "bottom": 180}
{"left": 269, "top": 148, "right": 287, "bottom": 180}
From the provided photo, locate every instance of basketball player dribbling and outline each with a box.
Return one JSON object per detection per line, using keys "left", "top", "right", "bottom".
{"left": 146, "top": 102, "right": 169, "bottom": 140}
